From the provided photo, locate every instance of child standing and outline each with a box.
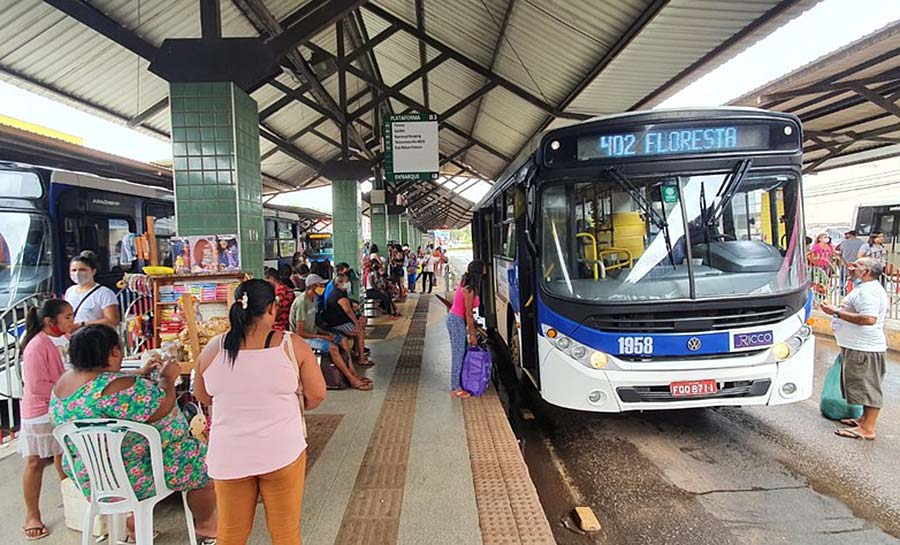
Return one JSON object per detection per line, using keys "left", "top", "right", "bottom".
{"left": 20, "top": 299, "right": 75, "bottom": 541}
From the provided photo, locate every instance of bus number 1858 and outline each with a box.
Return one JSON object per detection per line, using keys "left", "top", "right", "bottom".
{"left": 618, "top": 336, "right": 654, "bottom": 355}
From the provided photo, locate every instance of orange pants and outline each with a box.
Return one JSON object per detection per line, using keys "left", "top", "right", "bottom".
{"left": 214, "top": 452, "right": 307, "bottom": 545}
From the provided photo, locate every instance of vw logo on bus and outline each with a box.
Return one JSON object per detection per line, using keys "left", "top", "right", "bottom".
{"left": 686, "top": 337, "right": 702, "bottom": 352}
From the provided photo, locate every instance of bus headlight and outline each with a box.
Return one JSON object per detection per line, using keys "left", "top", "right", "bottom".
{"left": 556, "top": 336, "right": 571, "bottom": 350}
{"left": 571, "top": 345, "right": 587, "bottom": 359}
{"left": 590, "top": 351, "right": 609, "bottom": 369}
{"left": 772, "top": 324, "right": 813, "bottom": 362}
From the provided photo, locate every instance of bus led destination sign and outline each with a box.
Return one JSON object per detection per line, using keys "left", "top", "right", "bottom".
{"left": 577, "top": 124, "right": 771, "bottom": 160}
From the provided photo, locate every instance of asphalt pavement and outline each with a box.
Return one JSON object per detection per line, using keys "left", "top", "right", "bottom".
{"left": 507, "top": 337, "right": 900, "bottom": 545}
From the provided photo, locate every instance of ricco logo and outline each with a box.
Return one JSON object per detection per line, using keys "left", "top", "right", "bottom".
{"left": 733, "top": 330, "right": 774, "bottom": 349}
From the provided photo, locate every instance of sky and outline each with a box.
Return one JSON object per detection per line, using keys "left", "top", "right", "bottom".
{"left": 1, "top": 0, "right": 899, "bottom": 213}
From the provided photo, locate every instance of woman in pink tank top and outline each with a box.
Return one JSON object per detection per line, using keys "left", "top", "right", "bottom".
{"left": 195, "top": 279, "right": 326, "bottom": 545}
{"left": 446, "top": 260, "right": 485, "bottom": 398}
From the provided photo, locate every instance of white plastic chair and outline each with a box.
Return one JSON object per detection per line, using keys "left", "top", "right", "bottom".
{"left": 53, "top": 419, "right": 198, "bottom": 545}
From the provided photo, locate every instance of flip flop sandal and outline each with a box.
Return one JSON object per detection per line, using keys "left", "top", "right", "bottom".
{"left": 352, "top": 381, "right": 374, "bottom": 391}
{"left": 358, "top": 360, "right": 375, "bottom": 367}
{"left": 22, "top": 525, "right": 50, "bottom": 541}
{"left": 118, "top": 531, "right": 160, "bottom": 544}
{"left": 839, "top": 418, "right": 861, "bottom": 427}
{"left": 834, "top": 428, "right": 875, "bottom": 441}
{"left": 198, "top": 537, "right": 217, "bottom": 545}
{"left": 451, "top": 390, "right": 471, "bottom": 398}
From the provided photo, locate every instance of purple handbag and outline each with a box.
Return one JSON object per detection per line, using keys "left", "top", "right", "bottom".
{"left": 461, "top": 346, "right": 493, "bottom": 397}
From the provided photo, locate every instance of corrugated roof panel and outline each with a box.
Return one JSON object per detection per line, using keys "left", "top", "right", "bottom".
{"left": 492, "top": 0, "right": 648, "bottom": 104}
{"left": 570, "top": 0, "right": 819, "bottom": 114}
{"left": 472, "top": 87, "right": 546, "bottom": 158}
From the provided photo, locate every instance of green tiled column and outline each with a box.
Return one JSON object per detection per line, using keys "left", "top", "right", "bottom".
{"left": 332, "top": 180, "right": 362, "bottom": 298}
{"left": 170, "top": 82, "right": 264, "bottom": 277}
{"left": 370, "top": 204, "right": 387, "bottom": 254}
{"left": 400, "top": 216, "right": 409, "bottom": 246}
{"left": 388, "top": 214, "right": 401, "bottom": 245}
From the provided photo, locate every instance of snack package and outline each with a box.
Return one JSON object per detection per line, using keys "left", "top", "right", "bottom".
{"left": 216, "top": 234, "right": 241, "bottom": 271}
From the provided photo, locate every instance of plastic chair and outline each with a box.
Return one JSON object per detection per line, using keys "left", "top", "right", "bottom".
{"left": 53, "top": 419, "right": 198, "bottom": 545}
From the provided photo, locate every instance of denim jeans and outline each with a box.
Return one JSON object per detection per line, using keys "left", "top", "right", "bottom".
{"left": 446, "top": 313, "right": 468, "bottom": 391}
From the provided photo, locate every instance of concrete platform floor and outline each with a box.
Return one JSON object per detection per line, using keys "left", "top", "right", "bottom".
{"left": 0, "top": 294, "right": 552, "bottom": 544}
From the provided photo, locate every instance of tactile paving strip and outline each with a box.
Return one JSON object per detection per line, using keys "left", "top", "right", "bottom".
{"left": 463, "top": 390, "right": 556, "bottom": 545}
{"left": 334, "top": 296, "right": 429, "bottom": 545}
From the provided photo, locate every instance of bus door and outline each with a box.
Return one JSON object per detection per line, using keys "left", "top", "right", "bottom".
{"left": 873, "top": 209, "right": 900, "bottom": 269}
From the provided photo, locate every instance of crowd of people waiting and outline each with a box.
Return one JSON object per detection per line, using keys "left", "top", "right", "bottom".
{"left": 16, "top": 242, "right": 452, "bottom": 543}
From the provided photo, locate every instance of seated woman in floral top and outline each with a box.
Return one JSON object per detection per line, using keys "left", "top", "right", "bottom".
{"left": 50, "top": 325, "right": 217, "bottom": 543}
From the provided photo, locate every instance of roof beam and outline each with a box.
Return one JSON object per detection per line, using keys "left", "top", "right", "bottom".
{"left": 42, "top": 0, "right": 159, "bottom": 61}
{"left": 633, "top": 0, "right": 805, "bottom": 110}
{"left": 853, "top": 85, "right": 900, "bottom": 119}
{"left": 363, "top": 3, "right": 588, "bottom": 121}
{"left": 348, "top": 53, "right": 450, "bottom": 120}
{"left": 804, "top": 141, "right": 854, "bottom": 174}
{"left": 468, "top": 0, "right": 516, "bottom": 139}
{"left": 507, "top": 0, "right": 667, "bottom": 171}
{"left": 200, "top": 0, "right": 223, "bottom": 40}
{"left": 127, "top": 97, "right": 169, "bottom": 128}
{"left": 760, "top": 68, "right": 900, "bottom": 102}
{"left": 259, "top": 127, "right": 324, "bottom": 169}
{"left": 415, "top": 0, "right": 429, "bottom": 111}
{"left": 234, "top": 0, "right": 374, "bottom": 159}
{"left": 265, "top": 0, "right": 368, "bottom": 60}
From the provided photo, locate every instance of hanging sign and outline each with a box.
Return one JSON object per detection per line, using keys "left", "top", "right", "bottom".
{"left": 383, "top": 113, "right": 439, "bottom": 182}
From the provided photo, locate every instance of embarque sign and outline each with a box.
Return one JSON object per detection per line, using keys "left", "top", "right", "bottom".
{"left": 383, "top": 113, "right": 439, "bottom": 182}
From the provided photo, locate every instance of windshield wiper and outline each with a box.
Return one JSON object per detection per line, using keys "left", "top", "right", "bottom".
{"left": 606, "top": 168, "right": 676, "bottom": 268}
{"left": 705, "top": 159, "right": 752, "bottom": 229}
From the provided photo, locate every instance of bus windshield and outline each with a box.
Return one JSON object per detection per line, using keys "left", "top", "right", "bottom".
{"left": 0, "top": 212, "right": 53, "bottom": 309}
{"left": 540, "top": 170, "right": 806, "bottom": 302}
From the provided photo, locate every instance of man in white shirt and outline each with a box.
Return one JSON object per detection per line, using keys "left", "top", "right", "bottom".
{"left": 820, "top": 257, "right": 889, "bottom": 440}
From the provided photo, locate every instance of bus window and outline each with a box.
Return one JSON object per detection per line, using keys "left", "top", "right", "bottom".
{"left": 108, "top": 219, "right": 136, "bottom": 273}
{"left": 264, "top": 219, "right": 278, "bottom": 260}
{"left": 856, "top": 207, "right": 875, "bottom": 235}
{"left": 0, "top": 212, "right": 53, "bottom": 309}
{"left": 0, "top": 169, "right": 42, "bottom": 198}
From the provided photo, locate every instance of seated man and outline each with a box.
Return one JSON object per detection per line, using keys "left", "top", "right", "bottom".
{"left": 325, "top": 262, "right": 369, "bottom": 329}
{"left": 322, "top": 273, "right": 374, "bottom": 366}
{"left": 289, "top": 274, "right": 371, "bottom": 390}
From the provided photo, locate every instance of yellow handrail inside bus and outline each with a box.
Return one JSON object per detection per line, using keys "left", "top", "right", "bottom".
{"left": 598, "top": 247, "right": 634, "bottom": 271}
{"left": 576, "top": 232, "right": 599, "bottom": 280}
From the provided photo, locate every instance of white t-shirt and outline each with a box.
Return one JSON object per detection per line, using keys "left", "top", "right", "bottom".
{"left": 832, "top": 280, "right": 889, "bottom": 352}
{"left": 65, "top": 284, "right": 118, "bottom": 324}
{"left": 423, "top": 255, "right": 436, "bottom": 273}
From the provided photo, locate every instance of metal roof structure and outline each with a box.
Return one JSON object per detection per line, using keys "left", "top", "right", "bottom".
{"left": 730, "top": 20, "right": 900, "bottom": 174}
{"left": 0, "top": 0, "right": 818, "bottom": 229}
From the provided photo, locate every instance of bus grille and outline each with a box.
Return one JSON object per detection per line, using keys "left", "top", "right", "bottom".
{"left": 617, "top": 379, "right": 771, "bottom": 403}
{"left": 584, "top": 306, "right": 793, "bottom": 333}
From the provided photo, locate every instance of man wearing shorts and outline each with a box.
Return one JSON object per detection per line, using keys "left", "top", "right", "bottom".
{"left": 323, "top": 273, "right": 373, "bottom": 366}
{"left": 820, "top": 257, "right": 889, "bottom": 440}
{"left": 289, "top": 274, "right": 371, "bottom": 390}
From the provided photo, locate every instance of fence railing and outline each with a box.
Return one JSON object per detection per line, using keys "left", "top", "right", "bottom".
{"left": 0, "top": 292, "right": 53, "bottom": 437}
{"left": 809, "top": 263, "right": 900, "bottom": 320}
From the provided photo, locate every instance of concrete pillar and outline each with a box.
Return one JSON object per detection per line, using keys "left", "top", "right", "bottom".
{"left": 388, "top": 213, "right": 401, "bottom": 245}
{"left": 170, "top": 82, "right": 264, "bottom": 276}
{"left": 400, "top": 216, "right": 409, "bottom": 246}
{"left": 332, "top": 179, "right": 362, "bottom": 298}
{"left": 370, "top": 204, "right": 387, "bottom": 255}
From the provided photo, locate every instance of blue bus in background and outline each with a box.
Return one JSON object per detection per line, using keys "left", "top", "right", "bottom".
{"left": 472, "top": 108, "right": 814, "bottom": 412}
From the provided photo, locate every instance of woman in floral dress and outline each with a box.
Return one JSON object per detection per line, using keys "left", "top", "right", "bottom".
{"left": 50, "top": 325, "right": 217, "bottom": 543}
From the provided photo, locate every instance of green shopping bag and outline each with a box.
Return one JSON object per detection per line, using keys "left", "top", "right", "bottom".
{"left": 819, "top": 354, "right": 864, "bottom": 421}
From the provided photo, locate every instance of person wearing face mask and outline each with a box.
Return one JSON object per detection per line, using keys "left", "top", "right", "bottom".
{"left": 64, "top": 251, "right": 120, "bottom": 330}
{"left": 289, "top": 274, "right": 372, "bottom": 391}
{"left": 323, "top": 273, "right": 373, "bottom": 366}
{"left": 19, "top": 299, "right": 75, "bottom": 541}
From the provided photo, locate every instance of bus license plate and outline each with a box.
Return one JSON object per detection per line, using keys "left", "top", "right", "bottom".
{"left": 670, "top": 380, "right": 718, "bottom": 397}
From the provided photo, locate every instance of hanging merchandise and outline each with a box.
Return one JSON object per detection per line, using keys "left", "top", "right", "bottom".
{"left": 215, "top": 234, "right": 241, "bottom": 271}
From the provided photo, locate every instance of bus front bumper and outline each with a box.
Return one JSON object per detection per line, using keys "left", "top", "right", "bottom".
{"left": 536, "top": 336, "right": 815, "bottom": 413}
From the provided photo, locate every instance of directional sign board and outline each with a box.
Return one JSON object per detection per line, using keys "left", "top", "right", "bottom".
{"left": 383, "top": 113, "right": 439, "bottom": 182}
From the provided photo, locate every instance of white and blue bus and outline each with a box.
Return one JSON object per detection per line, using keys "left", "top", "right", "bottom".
{"left": 473, "top": 108, "right": 814, "bottom": 412}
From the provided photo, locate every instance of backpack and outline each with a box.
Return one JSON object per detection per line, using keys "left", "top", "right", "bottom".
{"left": 461, "top": 346, "right": 493, "bottom": 397}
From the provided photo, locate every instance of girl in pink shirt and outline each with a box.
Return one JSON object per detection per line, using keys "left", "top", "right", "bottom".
{"left": 19, "top": 298, "right": 74, "bottom": 541}
{"left": 446, "top": 260, "right": 485, "bottom": 398}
